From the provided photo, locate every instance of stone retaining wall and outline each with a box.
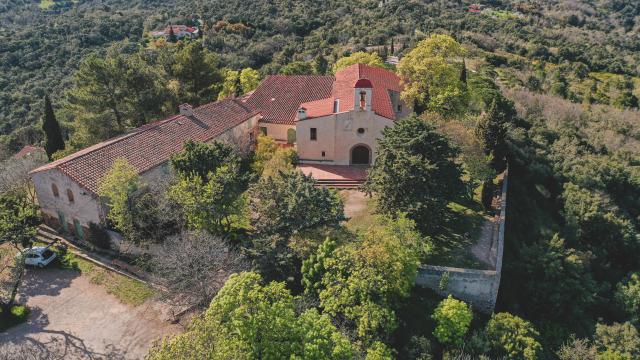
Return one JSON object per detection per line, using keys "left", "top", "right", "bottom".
{"left": 416, "top": 170, "right": 508, "bottom": 313}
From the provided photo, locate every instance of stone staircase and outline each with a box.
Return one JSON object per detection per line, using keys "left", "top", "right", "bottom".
{"left": 315, "top": 178, "right": 365, "bottom": 189}
{"left": 36, "top": 224, "right": 68, "bottom": 244}
{"left": 35, "top": 224, "right": 152, "bottom": 283}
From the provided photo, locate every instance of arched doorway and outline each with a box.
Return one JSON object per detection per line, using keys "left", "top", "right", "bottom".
{"left": 351, "top": 145, "right": 371, "bottom": 165}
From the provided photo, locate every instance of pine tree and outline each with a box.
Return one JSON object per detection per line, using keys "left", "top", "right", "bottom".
{"left": 41, "top": 95, "right": 65, "bottom": 160}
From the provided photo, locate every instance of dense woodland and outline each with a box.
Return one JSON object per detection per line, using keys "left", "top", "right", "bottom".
{"left": 1, "top": 0, "right": 640, "bottom": 156}
{"left": 1, "top": 0, "right": 640, "bottom": 359}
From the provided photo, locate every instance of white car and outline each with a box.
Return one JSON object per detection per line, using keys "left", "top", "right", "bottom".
{"left": 19, "top": 246, "right": 57, "bottom": 268}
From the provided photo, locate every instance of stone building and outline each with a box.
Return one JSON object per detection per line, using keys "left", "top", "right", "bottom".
{"left": 30, "top": 63, "right": 408, "bottom": 236}
{"left": 246, "top": 63, "right": 410, "bottom": 165}
{"left": 30, "top": 99, "right": 259, "bottom": 238}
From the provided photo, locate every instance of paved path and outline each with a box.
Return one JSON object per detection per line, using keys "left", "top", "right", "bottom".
{"left": 470, "top": 217, "right": 498, "bottom": 268}
{"left": 297, "top": 164, "right": 368, "bottom": 180}
{"left": 342, "top": 190, "right": 369, "bottom": 218}
{"left": 0, "top": 268, "right": 180, "bottom": 359}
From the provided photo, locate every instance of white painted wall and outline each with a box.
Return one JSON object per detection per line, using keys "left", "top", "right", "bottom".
{"left": 259, "top": 123, "right": 295, "bottom": 143}
{"left": 296, "top": 109, "right": 394, "bottom": 165}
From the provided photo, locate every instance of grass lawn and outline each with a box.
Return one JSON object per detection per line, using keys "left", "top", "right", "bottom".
{"left": 55, "top": 249, "right": 155, "bottom": 306}
{"left": 342, "top": 187, "right": 491, "bottom": 269}
{"left": 425, "top": 199, "right": 489, "bottom": 269}
{"left": 343, "top": 191, "right": 379, "bottom": 233}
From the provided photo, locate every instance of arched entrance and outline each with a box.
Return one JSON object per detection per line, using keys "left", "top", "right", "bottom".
{"left": 351, "top": 144, "right": 371, "bottom": 165}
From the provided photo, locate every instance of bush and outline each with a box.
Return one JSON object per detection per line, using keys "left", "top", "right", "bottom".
{"left": 10, "top": 305, "right": 28, "bottom": 320}
{"left": 88, "top": 223, "right": 111, "bottom": 250}
{"left": 485, "top": 312, "right": 542, "bottom": 360}
{"left": 486, "top": 54, "right": 508, "bottom": 67}
{"left": 0, "top": 305, "right": 29, "bottom": 331}
{"left": 432, "top": 295, "right": 473, "bottom": 347}
{"left": 481, "top": 180, "right": 495, "bottom": 211}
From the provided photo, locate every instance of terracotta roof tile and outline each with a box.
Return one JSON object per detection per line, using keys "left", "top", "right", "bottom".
{"left": 30, "top": 99, "right": 257, "bottom": 195}
{"left": 301, "top": 64, "right": 403, "bottom": 120}
{"left": 245, "top": 75, "right": 334, "bottom": 125}
{"left": 14, "top": 145, "right": 46, "bottom": 159}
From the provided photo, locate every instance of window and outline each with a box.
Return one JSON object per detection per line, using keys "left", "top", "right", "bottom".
{"left": 333, "top": 99, "right": 340, "bottom": 113}
{"left": 51, "top": 183, "right": 59, "bottom": 197}
{"left": 310, "top": 128, "right": 317, "bottom": 141}
{"left": 397, "top": 103, "right": 402, "bottom": 112}
{"left": 66, "top": 189, "right": 74, "bottom": 203}
{"left": 357, "top": 128, "right": 365, "bottom": 135}
{"left": 321, "top": 151, "right": 326, "bottom": 157}
{"left": 260, "top": 127, "right": 268, "bottom": 136}
{"left": 359, "top": 91, "right": 367, "bottom": 110}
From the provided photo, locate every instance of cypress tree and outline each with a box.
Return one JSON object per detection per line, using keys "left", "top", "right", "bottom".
{"left": 460, "top": 58, "right": 467, "bottom": 84}
{"left": 168, "top": 24, "right": 177, "bottom": 43}
{"left": 313, "top": 54, "right": 328, "bottom": 75}
{"left": 42, "top": 95, "right": 65, "bottom": 160}
{"left": 390, "top": 37, "right": 395, "bottom": 54}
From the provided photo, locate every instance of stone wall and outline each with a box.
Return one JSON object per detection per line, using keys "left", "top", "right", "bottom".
{"left": 415, "top": 171, "right": 508, "bottom": 313}
{"left": 31, "top": 114, "right": 259, "bottom": 245}
{"left": 31, "top": 168, "right": 105, "bottom": 229}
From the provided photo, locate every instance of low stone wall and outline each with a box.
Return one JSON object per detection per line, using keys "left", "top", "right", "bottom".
{"left": 416, "top": 266, "right": 498, "bottom": 313}
{"left": 416, "top": 170, "right": 508, "bottom": 313}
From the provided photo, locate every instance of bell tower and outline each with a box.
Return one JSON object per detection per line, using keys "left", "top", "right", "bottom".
{"left": 353, "top": 78, "right": 373, "bottom": 111}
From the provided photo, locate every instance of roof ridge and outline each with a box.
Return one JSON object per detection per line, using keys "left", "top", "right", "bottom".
{"left": 34, "top": 97, "right": 257, "bottom": 174}
{"left": 30, "top": 114, "right": 183, "bottom": 174}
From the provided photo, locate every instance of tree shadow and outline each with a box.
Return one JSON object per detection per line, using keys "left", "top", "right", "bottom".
{"left": 17, "top": 267, "right": 79, "bottom": 301}
{"left": 0, "top": 306, "right": 126, "bottom": 359}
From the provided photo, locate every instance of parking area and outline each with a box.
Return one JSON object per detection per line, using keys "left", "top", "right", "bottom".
{"left": 0, "top": 268, "right": 180, "bottom": 359}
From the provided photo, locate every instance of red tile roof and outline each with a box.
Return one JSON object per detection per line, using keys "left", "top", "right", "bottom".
{"left": 14, "top": 145, "right": 46, "bottom": 159}
{"left": 30, "top": 99, "right": 257, "bottom": 195}
{"left": 165, "top": 25, "right": 197, "bottom": 34}
{"left": 301, "top": 64, "right": 403, "bottom": 121}
{"left": 244, "top": 75, "right": 334, "bottom": 125}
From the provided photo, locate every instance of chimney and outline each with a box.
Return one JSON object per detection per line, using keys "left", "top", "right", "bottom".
{"left": 297, "top": 107, "right": 307, "bottom": 120}
{"left": 179, "top": 103, "right": 193, "bottom": 117}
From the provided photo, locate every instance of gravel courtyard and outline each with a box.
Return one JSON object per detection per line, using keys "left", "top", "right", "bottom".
{"left": 0, "top": 268, "right": 180, "bottom": 359}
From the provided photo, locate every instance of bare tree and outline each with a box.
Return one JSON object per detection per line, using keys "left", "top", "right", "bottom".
{"left": 0, "top": 155, "right": 46, "bottom": 203}
{"left": 0, "top": 251, "right": 26, "bottom": 315}
{"left": 150, "top": 230, "right": 248, "bottom": 309}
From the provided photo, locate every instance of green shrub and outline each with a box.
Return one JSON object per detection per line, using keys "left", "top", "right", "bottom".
{"left": 88, "top": 223, "right": 111, "bottom": 250}
{"left": 432, "top": 295, "right": 473, "bottom": 347}
{"left": 0, "top": 305, "right": 29, "bottom": 331}
{"left": 10, "top": 305, "right": 28, "bottom": 320}
{"left": 486, "top": 54, "right": 508, "bottom": 67}
{"left": 486, "top": 312, "right": 542, "bottom": 360}
{"left": 481, "top": 180, "right": 495, "bottom": 211}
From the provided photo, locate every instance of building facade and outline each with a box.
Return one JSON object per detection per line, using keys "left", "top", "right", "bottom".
{"left": 30, "top": 99, "right": 259, "bottom": 237}
{"left": 245, "top": 63, "right": 410, "bottom": 165}
{"left": 30, "top": 63, "right": 408, "bottom": 237}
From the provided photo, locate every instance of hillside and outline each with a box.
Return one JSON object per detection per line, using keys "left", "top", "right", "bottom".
{"left": 1, "top": 0, "right": 640, "bottom": 156}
